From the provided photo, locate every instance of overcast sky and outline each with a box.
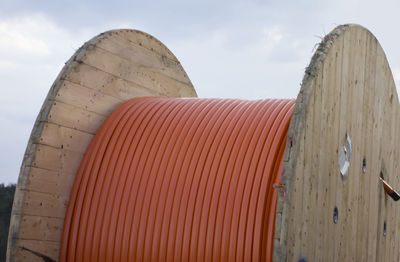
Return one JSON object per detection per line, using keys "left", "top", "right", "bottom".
{"left": 1, "top": 0, "right": 400, "bottom": 184}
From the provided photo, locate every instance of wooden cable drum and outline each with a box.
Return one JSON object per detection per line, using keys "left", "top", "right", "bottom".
{"left": 7, "top": 24, "right": 400, "bottom": 261}
{"left": 59, "top": 97, "right": 295, "bottom": 261}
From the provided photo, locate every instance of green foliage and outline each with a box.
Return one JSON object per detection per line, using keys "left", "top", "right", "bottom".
{"left": 0, "top": 183, "right": 16, "bottom": 261}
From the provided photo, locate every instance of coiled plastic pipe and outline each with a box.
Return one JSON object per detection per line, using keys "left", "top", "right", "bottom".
{"left": 60, "top": 97, "right": 295, "bottom": 262}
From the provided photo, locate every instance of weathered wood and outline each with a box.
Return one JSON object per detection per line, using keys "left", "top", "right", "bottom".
{"left": 314, "top": 31, "right": 342, "bottom": 262}
{"left": 113, "top": 30, "right": 177, "bottom": 61}
{"left": 39, "top": 123, "right": 93, "bottom": 153}
{"left": 24, "top": 167, "right": 74, "bottom": 196}
{"left": 355, "top": 29, "right": 372, "bottom": 262}
{"left": 274, "top": 24, "right": 400, "bottom": 262}
{"left": 7, "top": 29, "right": 196, "bottom": 262}
{"left": 47, "top": 101, "right": 107, "bottom": 134}
{"left": 55, "top": 81, "right": 123, "bottom": 117}
{"left": 16, "top": 239, "right": 59, "bottom": 262}
{"left": 78, "top": 46, "right": 194, "bottom": 97}
{"left": 96, "top": 34, "right": 190, "bottom": 83}
{"left": 65, "top": 63, "right": 163, "bottom": 99}
{"left": 19, "top": 215, "right": 64, "bottom": 242}
{"left": 19, "top": 189, "right": 68, "bottom": 218}
{"left": 31, "top": 144, "right": 83, "bottom": 175}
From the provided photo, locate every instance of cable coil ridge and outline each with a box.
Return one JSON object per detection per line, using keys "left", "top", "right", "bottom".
{"left": 60, "top": 97, "right": 295, "bottom": 262}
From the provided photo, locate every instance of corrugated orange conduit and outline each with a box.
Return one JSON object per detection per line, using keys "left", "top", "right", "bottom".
{"left": 60, "top": 97, "right": 295, "bottom": 262}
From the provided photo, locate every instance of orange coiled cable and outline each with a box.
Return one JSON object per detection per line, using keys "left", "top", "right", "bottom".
{"left": 60, "top": 97, "right": 295, "bottom": 262}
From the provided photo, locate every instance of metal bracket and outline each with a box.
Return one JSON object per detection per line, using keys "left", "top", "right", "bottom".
{"left": 338, "top": 132, "right": 352, "bottom": 180}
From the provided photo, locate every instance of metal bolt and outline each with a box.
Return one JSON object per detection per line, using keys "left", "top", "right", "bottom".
{"left": 333, "top": 206, "right": 338, "bottom": 224}
{"left": 383, "top": 221, "right": 387, "bottom": 236}
{"left": 362, "top": 157, "right": 366, "bottom": 173}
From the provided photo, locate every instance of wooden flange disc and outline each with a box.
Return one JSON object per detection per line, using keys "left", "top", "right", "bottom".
{"left": 274, "top": 24, "right": 400, "bottom": 262}
{"left": 7, "top": 29, "right": 196, "bottom": 262}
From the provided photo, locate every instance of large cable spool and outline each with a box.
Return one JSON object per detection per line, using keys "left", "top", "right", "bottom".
{"left": 59, "top": 97, "right": 295, "bottom": 261}
{"left": 8, "top": 24, "right": 400, "bottom": 261}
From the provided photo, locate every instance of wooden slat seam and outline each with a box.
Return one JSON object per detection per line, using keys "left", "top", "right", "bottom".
{"left": 65, "top": 62, "right": 166, "bottom": 97}
{"left": 85, "top": 45, "right": 192, "bottom": 87}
